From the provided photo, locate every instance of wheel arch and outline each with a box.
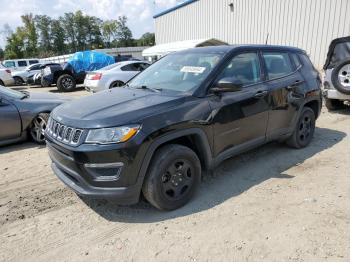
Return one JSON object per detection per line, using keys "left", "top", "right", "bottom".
{"left": 304, "top": 99, "right": 320, "bottom": 119}
{"left": 137, "top": 128, "right": 213, "bottom": 188}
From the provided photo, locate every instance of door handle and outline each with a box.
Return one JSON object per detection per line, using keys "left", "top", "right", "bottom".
{"left": 254, "top": 90, "right": 268, "bottom": 98}
{"left": 287, "top": 80, "right": 304, "bottom": 91}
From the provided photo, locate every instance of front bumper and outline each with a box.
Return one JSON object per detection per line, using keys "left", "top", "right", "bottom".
{"left": 323, "top": 89, "right": 350, "bottom": 100}
{"left": 46, "top": 138, "right": 144, "bottom": 204}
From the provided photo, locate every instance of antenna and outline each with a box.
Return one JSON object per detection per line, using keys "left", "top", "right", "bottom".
{"left": 265, "top": 33, "right": 269, "bottom": 45}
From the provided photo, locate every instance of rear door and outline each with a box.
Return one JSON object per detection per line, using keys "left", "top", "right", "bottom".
{"left": 0, "top": 97, "right": 21, "bottom": 140}
{"left": 262, "top": 51, "right": 304, "bottom": 139}
{"left": 209, "top": 51, "right": 270, "bottom": 156}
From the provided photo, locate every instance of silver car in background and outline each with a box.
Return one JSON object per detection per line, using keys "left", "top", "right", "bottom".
{"left": 84, "top": 61, "right": 150, "bottom": 92}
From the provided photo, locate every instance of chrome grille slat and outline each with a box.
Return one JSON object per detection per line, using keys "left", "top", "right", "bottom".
{"left": 46, "top": 118, "right": 83, "bottom": 145}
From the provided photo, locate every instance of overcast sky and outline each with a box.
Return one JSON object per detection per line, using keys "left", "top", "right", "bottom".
{"left": 0, "top": 0, "right": 184, "bottom": 48}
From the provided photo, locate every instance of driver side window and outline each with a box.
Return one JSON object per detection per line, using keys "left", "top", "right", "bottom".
{"left": 218, "top": 52, "right": 261, "bottom": 87}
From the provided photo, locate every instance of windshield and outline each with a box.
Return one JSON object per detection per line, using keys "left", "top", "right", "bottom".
{"left": 128, "top": 51, "right": 224, "bottom": 92}
{"left": 0, "top": 85, "right": 26, "bottom": 99}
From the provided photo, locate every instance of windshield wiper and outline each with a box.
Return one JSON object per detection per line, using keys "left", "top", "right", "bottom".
{"left": 134, "top": 85, "right": 162, "bottom": 93}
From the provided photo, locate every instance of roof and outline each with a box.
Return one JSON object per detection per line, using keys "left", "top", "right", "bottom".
{"left": 142, "top": 38, "right": 228, "bottom": 57}
{"left": 153, "top": 0, "right": 198, "bottom": 18}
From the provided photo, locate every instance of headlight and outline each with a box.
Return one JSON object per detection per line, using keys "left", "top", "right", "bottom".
{"left": 85, "top": 125, "right": 140, "bottom": 144}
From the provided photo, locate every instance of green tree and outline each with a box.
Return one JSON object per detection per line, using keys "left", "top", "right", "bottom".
{"left": 4, "top": 27, "right": 25, "bottom": 59}
{"left": 138, "top": 32, "right": 155, "bottom": 46}
{"left": 51, "top": 19, "right": 66, "bottom": 55}
{"left": 115, "top": 16, "right": 132, "bottom": 47}
{"left": 85, "top": 16, "right": 104, "bottom": 49}
{"left": 34, "top": 15, "right": 52, "bottom": 54}
{"left": 101, "top": 20, "right": 118, "bottom": 48}
{"left": 21, "top": 14, "right": 38, "bottom": 57}
{"left": 0, "top": 47, "right": 4, "bottom": 60}
{"left": 61, "top": 12, "right": 77, "bottom": 52}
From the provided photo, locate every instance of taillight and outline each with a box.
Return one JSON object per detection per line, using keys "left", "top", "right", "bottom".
{"left": 5, "top": 69, "right": 11, "bottom": 74}
{"left": 88, "top": 73, "right": 102, "bottom": 80}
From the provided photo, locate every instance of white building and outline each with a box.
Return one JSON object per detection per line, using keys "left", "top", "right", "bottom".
{"left": 154, "top": 0, "right": 350, "bottom": 69}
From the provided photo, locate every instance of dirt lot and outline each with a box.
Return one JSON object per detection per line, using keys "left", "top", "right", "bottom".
{"left": 1, "top": 85, "right": 350, "bottom": 262}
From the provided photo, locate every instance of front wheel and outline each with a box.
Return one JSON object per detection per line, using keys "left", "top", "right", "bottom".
{"left": 57, "top": 74, "right": 76, "bottom": 92}
{"left": 287, "top": 107, "right": 315, "bottom": 149}
{"left": 29, "top": 113, "right": 49, "bottom": 144}
{"left": 142, "top": 144, "right": 201, "bottom": 210}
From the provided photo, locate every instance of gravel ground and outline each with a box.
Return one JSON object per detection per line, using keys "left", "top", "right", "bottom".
{"left": 0, "top": 85, "right": 350, "bottom": 261}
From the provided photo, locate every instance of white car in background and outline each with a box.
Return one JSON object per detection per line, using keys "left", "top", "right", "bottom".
{"left": 2, "top": 59, "right": 40, "bottom": 72}
{"left": 11, "top": 63, "right": 43, "bottom": 85}
{"left": 84, "top": 61, "right": 151, "bottom": 92}
{"left": 0, "top": 68, "right": 14, "bottom": 86}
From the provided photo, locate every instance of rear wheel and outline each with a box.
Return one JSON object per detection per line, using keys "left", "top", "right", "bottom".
{"left": 57, "top": 74, "right": 76, "bottom": 92}
{"left": 109, "top": 80, "right": 125, "bottom": 89}
{"left": 29, "top": 113, "right": 49, "bottom": 144}
{"left": 13, "top": 76, "right": 24, "bottom": 85}
{"left": 287, "top": 107, "right": 315, "bottom": 149}
{"left": 0, "top": 80, "right": 4, "bottom": 86}
{"left": 142, "top": 144, "right": 201, "bottom": 210}
{"left": 331, "top": 59, "right": 350, "bottom": 94}
{"left": 325, "top": 98, "right": 345, "bottom": 111}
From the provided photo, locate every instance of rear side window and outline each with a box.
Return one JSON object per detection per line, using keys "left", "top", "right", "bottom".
{"left": 218, "top": 52, "right": 261, "bottom": 86}
{"left": 18, "top": 61, "right": 27, "bottom": 67}
{"left": 291, "top": 53, "right": 302, "bottom": 69}
{"left": 121, "top": 64, "right": 139, "bottom": 71}
{"left": 29, "top": 64, "right": 41, "bottom": 70}
{"left": 299, "top": 54, "right": 315, "bottom": 71}
{"left": 262, "top": 52, "right": 293, "bottom": 79}
{"left": 4, "top": 61, "right": 15, "bottom": 68}
{"left": 29, "top": 60, "right": 39, "bottom": 65}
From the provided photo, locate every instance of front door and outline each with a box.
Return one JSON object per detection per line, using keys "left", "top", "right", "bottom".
{"left": 208, "top": 52, "right": 269, "bottom": 156}
{"left": 0, "top": 98, "right": 21, "bottom": 140}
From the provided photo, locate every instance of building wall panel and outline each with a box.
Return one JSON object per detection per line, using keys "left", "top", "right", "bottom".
{"left": 155, "top": 0, "right": 350, "bottom": 68}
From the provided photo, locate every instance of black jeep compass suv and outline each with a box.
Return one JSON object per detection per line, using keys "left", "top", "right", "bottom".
{"left": 45, "top": 45, "right": 322, "bottom": 210}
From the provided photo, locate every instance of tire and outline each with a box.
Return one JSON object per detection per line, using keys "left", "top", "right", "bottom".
{"left": 142, "top": 144, "right": 201, "bottom": 210}
{"left": 331, "top": 59, "right": 350, "bottom": 95}
{"left": 29, "top": 113, "right": 49, "bottom": 144}
{"left": 13, "top": 76, "right": 24, "bottom": 86}
{"left": 57, "top": 74, "right": 76, "bottom": 92}
{"left": 0, "top": 80, "right": 4, "bottom": 86}
{"left": 109, "top": 80, "right": 125, "bottom": 89}
{"left": 325, "top": 98, "right": 345, "bottom": 111}
{"left": 41, "top": 78, "right": 51, "bottom": 87}
{"left": 287, "top": 107, "right": 315, "bottom": 149}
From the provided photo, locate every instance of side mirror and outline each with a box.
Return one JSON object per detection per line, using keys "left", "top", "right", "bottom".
{"left": 211, "top": 77, "right": 242, "bottom": 93}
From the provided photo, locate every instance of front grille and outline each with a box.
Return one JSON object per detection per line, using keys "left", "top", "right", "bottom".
{"left": 47, "top": 118, "right": 83, "bottom": 145}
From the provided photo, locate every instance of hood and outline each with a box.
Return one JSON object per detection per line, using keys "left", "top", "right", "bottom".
{"left": 52, "top": 88, "right": 186, "bottom": 128}
{"left": 27, "top": 92, "right": 72, "bottom": 103}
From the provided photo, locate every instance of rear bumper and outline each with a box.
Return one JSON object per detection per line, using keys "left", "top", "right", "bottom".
{"left": 323, "top": 89, "right": 350, "bottom": 100}
{"left": 84, "top": 79, "right": 108, "bottom": 93}
{"left": 2, "top": 77, "right": 15, "bottom": 86}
